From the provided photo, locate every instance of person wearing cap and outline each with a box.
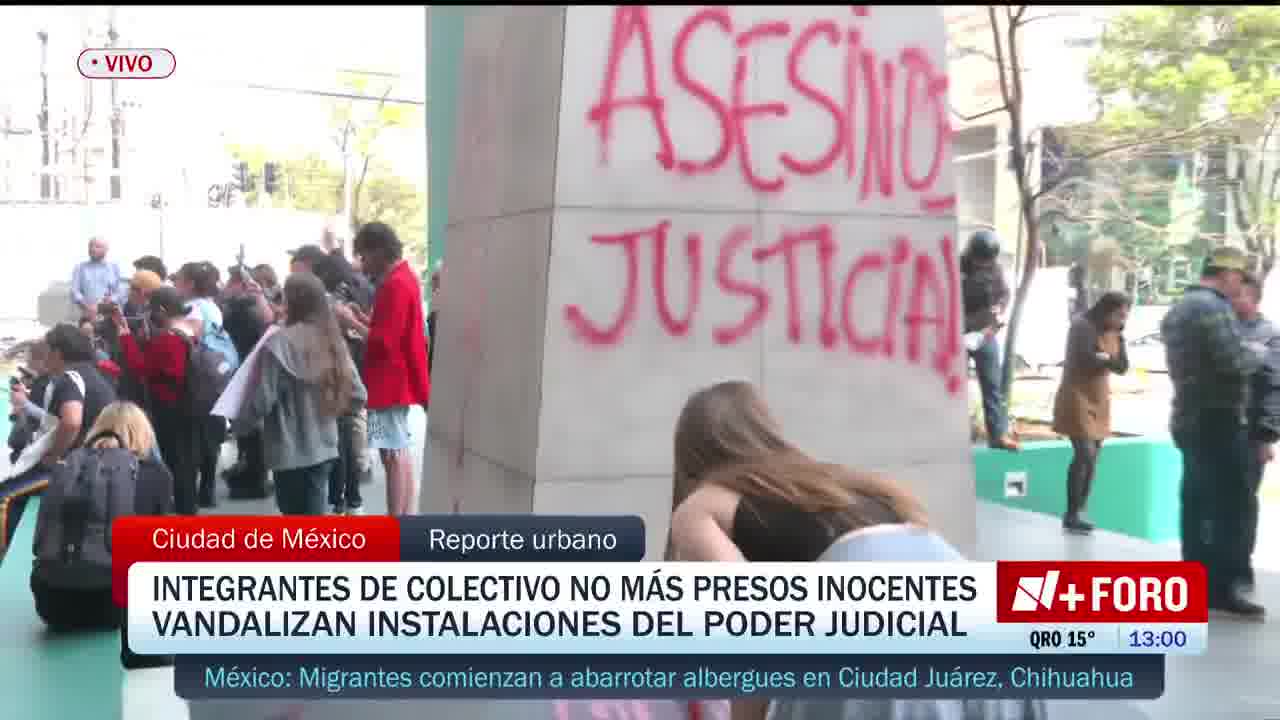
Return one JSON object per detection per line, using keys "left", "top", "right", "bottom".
{"left": 1161, "top": 245, "right": 1265, "bottom": 619}
{"left": 113, "top": 287, "right": 200, "bottom": 515}
{"left": 960, "top": 230, "right": 1019, "bottom": 452}
{"left": 291, "top": 243, "right": 374, "bottom": 309}
{"left": 1231, "top": 272, "right": 1280, "bottom": 598}
{"left": 288, "top": 244, "right": 330, "bottom": 276}
{"left": 133, "top": 255, "right": 168, "bottom": 283}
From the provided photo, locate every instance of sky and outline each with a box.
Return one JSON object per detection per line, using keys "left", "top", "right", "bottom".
{"left": 0, "top": 5, "right": 427, "bottom": 188}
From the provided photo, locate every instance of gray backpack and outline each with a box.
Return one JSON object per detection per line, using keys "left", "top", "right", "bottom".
{"left": 32, "top": 436, "right": 138, "bottom": 589}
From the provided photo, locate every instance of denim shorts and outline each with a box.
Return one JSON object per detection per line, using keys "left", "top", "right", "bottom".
{"left": 368, "top": 406, "right": 412, "bottom": 451}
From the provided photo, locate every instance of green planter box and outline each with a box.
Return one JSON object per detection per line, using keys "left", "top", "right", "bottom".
{"left": 973, "top": 436, "right": 1182, "bottom": 543}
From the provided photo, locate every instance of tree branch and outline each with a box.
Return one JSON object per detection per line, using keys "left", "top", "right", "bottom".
{"left": 949, "top": 43, "right": 1003, "bottom": 64}
{"left": 1032, "top": 117, "right": 1230, "bottom": 202}
{"left": 351, "top": 153, "right": 372, "bottom": 226}
{"left": 988, "top": 8, "right": 1014, "bottom": 124}
{"left": 951, "top": 102, "right": 1009, "bottom": 124}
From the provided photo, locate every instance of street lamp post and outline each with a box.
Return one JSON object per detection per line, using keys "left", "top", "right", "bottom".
{"left": 37, "top": 30, "right": 50, "bottom": 201}
{"left": 107, "top": 7, "right": 122, "bottom": 201}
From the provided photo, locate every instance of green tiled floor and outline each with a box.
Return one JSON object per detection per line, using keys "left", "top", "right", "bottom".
{"left": 0, "top": 498, "right": 125, "bottom": 720}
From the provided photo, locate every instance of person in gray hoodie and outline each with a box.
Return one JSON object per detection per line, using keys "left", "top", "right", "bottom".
{"left": 242, "top": 272, "right": 367, "bottom": 515}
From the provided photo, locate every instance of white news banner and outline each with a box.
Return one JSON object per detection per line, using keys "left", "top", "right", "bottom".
{"left": 125, "top": 562, "right": 1207, "bottom": 656}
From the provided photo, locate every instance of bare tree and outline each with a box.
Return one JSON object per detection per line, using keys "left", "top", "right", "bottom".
{"left": 1232, "top": 114, "right": 1280, "bottom": 273}
{"left": 958, "top": 6, "right": 1232, "bottom": 409}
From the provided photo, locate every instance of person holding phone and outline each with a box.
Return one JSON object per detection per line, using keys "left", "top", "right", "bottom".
{"left": 961, "top": 230, "right": 1019, "bottom": 452}
{"left": 1052, "top": 292, "right": 1131, "bottom": 534}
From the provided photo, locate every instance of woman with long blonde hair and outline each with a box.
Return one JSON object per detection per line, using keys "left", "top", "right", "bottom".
{"left": 668, "top": 381, "right": 1046, "bottom": 720}
{"left": 29, "top": 401, "right": 174, "bottom": 671}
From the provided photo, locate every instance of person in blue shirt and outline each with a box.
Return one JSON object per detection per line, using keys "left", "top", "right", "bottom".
{"left": 70, "top": 236, "right": 126, "bottom": 322}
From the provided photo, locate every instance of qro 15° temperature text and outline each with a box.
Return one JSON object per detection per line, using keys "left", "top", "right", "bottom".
{"left": 1029, "top": 629, "right": 1096, "bottom": 650}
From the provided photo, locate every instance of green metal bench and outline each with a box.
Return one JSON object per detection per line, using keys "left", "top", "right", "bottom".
{"left": 973, "top": 436, "right": 1183, "bottom": 543}
{"left": 0, "top": 497, "right": 126, "bottom": 720}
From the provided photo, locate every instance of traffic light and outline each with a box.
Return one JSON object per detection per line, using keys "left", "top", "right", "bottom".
{"left": 233, "top": 161, "right": 249, "bottom": 192}
{"left": 263, "top": 162, "right": 279, "bottom": 195}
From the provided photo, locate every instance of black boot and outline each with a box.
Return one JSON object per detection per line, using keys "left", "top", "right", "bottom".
{"left": 197, "top": 479, "right": 217, "bottom": 509}
{"left": 1209, "top": 590, "right": 1265, "bottom": 621}
{"left": 1063, "top": 514, "right": 1094, "bottom": 534}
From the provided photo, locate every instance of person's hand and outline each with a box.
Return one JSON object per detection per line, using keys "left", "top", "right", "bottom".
{"left": 1095, "top": 351, "right": 1112, "bottom": 363}
{"left": 10, "top": 383, "right": 27, "bottom": 413}
{"left": 352, "top": 306, "right": 370, "bottom": 325}
{"left": 110, "top": 306, "right": 128, "bottom": 333}
{"left": 1261, "top": 444, "right": 1276, "bottom": 465}
{"left": 333, "top": 303, "right": 356, "bottom": 328}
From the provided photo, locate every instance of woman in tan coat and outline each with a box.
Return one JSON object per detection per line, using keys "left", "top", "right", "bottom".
{"left": 1053, "top": 291, "right": 1131, "bottom": 534}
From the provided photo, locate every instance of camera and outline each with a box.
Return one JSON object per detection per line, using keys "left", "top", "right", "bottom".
{"left": 10, "top": 366, "right": 34, "bottom": 390}
{"left": 330, "top": 280, "right": 358, "bottom": 306}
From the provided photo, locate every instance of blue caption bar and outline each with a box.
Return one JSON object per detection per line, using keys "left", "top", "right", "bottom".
{"left": 175, "top": 654, "right": 1162, "bottom": 700}
{"left": 398, "top": 515, "right": 646, "bottom": 562}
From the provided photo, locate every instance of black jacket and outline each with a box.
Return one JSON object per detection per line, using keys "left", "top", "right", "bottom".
{"left": 8, "top": 375, "right": 51, "bottom": 461}
{"left": 1241, "top": 315, "right": 1280, "bottom": 443}
{"left": 223, "top": 293, "right": 268, "bottom": 360}
{"left": 427, "top": 310, "right": 438, "bottom": 374}
{"left": 960, "top": 256, "right": 1010, "bottom": 333}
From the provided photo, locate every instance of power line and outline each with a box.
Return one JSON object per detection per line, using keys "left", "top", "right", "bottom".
{"left": 244, "top": 83, "right": 426, "bottom": 106}
{"left": 337, "top": 68, "right": 400, "bottom": 78}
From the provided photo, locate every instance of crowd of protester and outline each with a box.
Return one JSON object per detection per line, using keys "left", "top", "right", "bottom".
{"left": 0, "top": 221, "right": 432, "bottom": 668}
{"left": 7, "top": 224, "right": 1272, "bottom": 719}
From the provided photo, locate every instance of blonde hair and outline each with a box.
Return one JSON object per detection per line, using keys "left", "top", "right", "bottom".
{"left": 672, "top": 381, "right": 927, "bottom": 527}
{"left": 85, "top": 402, "right": 157, "bottom": 458}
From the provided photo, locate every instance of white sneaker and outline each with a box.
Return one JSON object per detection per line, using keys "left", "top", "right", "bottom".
{"left": 346, "top": 504, "right": 364, "bottom": 516}
{"left": 330, "top": 504, "right": 344, "bottom": 515}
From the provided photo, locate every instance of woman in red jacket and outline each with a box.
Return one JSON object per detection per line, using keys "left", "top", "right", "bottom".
{"left": 112, "top": 286, "right": 200, "bottom": 515}
{"left": 337, "top": 222, "right": 429, "bottom": 516}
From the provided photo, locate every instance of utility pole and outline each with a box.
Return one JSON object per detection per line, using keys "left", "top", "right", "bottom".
{"left": 342, "top": 142, "right": 354, "bottom": 231}
{"left": 37, "top": 30, "right": 50, "bottom": 201}
{"left": 0, "top": 119, "right": 33, "bottom": 200}
{"left": 107, "top": 7, "right": 121, "bottom": 200}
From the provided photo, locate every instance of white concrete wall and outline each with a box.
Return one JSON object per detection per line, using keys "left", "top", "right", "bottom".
{"left": 0, "top": 204, "right": 331, "bottom": 322}
{"left": 431, "top": 5, "right": 976, "bottom": 556}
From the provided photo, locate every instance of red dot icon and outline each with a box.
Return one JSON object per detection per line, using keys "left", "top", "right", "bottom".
{"left": 92, "top": 59, "right": 98, "bottom": 65}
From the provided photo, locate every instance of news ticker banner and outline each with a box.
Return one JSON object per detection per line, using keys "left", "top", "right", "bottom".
{"left": 173, "top": 654, "right": 1165, "bottom": 701}
{"left": 116, "top": 516, "right": 1208, "bottom": 660}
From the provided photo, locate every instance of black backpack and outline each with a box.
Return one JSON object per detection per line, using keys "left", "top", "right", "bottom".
{"left": 177, "top": 332, "right": 235, "bottom": 417}
{"left": 32, "top": 435, "right": 138, "bottom": 589}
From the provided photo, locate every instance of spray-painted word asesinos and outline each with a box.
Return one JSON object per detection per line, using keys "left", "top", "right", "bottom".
{"left": 564, "top": 6, "right": 962, "bottom": 394}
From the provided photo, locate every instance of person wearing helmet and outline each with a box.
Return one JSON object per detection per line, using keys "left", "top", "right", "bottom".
{"left": 961, "top": 230, "right": 1019, "bottom": 452}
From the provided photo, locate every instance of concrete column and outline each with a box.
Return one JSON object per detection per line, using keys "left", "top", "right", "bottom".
{"left": 426, "top": 6, "right": 466, "bottom": 276}
{"left": 427, "top": 6, "right": 976, "bottom": 556}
